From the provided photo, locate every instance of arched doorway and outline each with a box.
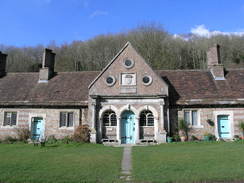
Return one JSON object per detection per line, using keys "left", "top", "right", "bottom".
{"left": 121, "top": 111, "right": 136, "bottom": 144}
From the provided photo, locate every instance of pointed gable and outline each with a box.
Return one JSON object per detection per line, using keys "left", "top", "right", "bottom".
{"left": 89, "top": 42, "right": 168, "bottom": 97}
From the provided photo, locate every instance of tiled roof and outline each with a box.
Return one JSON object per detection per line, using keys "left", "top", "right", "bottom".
{"left": 0, "top": 69, "right": 243, "bottom": 106}
{"left": 0, "top": 71, "right": 99, "bottom": 106}
{"left": 156, "top": 69, "right": 244, "bottom": 105}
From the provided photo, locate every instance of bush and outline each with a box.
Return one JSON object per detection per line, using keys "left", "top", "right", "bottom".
{"left": 203, "top": 133, "right": 216, "bottom": 141}
{"left": 2, "top": 136, "right": 18, "bottom": 144}
{"left": 61, "top": 136, "right": 73, "bottom": 144}
{"left": 172, "top": 134, "right": 180, "bottom": 142}
{"left": 239, "top": 121, "right": 244, "bottom": 137}
{"left": 15, "top": 128, "right": 30, "bottom": 142}
{"left": 73, "top": 125, "right": 90, "bottom": 143}
{"left": 190, "top": 135, "right": 199, "bottom": 141}
{"left": 46, "top": 135, "right": 58, "bottom": 144}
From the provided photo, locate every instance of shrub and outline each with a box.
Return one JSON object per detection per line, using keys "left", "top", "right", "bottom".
{"left": 203, "top": 133, "right": 216, "bottom": 141}
{"left": 3, "top": 136, "right": 18, "bottom": 144}
{"left": 190, "top": 135, "right": 199, "bottom": 141}
{"left": 61, "top": 136, "right": 73, "bottom": 144}
{"left": 73, "top": 125, "right": 90, "bottom": 143}
{"left": 15, "top": 128, "right": 30, "bottom": 142}
{"left": 239, "top": 121, "right": 244, "bottom": 137}
{"left": 172, "top": 134, "right": 180, "bottom": 142}
{"left": 178, "top": 119, "right": 190, "bottom": 141}
{"left": 46, "top": 135, "right": 58, "bottom": 144}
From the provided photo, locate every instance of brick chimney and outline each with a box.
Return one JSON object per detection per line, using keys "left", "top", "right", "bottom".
{"left": 0, "top": 51, "right": 7, "bottom": 77}
{"left": 38, "top": 48, "right": 56, "bottom": 83}
{"left": 207, "top": 44, "right": 225, "bottom": 80}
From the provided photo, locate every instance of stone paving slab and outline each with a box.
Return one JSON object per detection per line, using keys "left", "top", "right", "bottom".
{"left": 120, "top": 146, "right": 132, "bottom": 182}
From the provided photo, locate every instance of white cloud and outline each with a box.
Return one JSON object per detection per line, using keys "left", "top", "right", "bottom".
{"left": 191, "top": 24, "right": 244, "bottom": 38}
{"left": 89, "top": 10, "right": 108, "bottom": 18}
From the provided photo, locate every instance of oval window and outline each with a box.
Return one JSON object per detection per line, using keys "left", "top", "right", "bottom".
{"left": 142, "top": 76, "right": 152, "bottom": 85}
{"left": 123, "top": 59, "right": 134, "bottom": 69}
{"left": 106, "top": 76, "right": 116, "bottom": 86}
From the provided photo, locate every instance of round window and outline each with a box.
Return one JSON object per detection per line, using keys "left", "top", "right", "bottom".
{"left": 123, "top": 59, "right": 134, "bottom": 69}
{"left": 105, "top": 76, "right": 116, "bottom": 86}
{"left": 142, "top": 76, "right": 152, "bottom": 85}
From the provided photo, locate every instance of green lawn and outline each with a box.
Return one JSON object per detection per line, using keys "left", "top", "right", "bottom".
{"left": 133, "top": 141, "right": 244, "bottom": 183}
{"left": 0, "top": 143, "right": 123, "bottom": 183}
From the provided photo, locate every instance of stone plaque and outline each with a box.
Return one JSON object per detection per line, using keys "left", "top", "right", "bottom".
{"left": 121, "top": 73, "right": 136, "bottom": 86}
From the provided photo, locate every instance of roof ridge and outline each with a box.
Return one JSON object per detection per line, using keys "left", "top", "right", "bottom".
{"left": 155, "top": 69, "right": 209, "bottom": 72}
{"left": 57, "top": 71, "right": 100, "bottom": 74}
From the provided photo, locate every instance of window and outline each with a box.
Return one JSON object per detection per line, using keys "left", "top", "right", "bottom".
{"left": 3, "top": 112, "right": 17, "bottom": 126}
{"left": 142, "top": 75, "right": 152, "bottom": 85}
{"left": 184, "top": 110, "right": 199, "bottom": 126}
{"left": 60, "top": 112, "right": 74, "bottom": 127}
{"left": 140, "top": 110, "right": 154, "bottom": 126}
{"left": 105, "top": 75, "right": 116, "bottom": 86}
{"left": 103, "top": 110, "right": 117, "bottom": 126}
{"left": 123, "top": 59, "right": 134, "bottom": 69}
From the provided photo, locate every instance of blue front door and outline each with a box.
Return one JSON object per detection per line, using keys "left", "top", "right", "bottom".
{"left": 31, "top": 117, "right": 44, "bottom": 140}
{"left": 121, "top": 111, "right": 136, "bottom": 144}
{"left": 218, "top": 115, "right": 231, "bottom": 138}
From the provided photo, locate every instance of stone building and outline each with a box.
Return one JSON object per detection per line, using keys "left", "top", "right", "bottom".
{"left": 0, "top": 42, "right": 243, "bottom": 144}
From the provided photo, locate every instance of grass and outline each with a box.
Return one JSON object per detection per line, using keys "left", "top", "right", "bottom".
{"left": 0, "top": 143, "right": 123, "bottom": 183}
{"left": 133, "top": 141, "right": 244, "bottom": 183}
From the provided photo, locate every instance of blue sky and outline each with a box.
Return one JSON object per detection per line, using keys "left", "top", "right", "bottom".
{"left": 1, "top": 0, "right": 244, "bottom": 46}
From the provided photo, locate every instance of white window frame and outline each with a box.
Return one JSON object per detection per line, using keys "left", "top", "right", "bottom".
{"left": 2, "top": 111, "right": 18, "bottom": 128}
{"left": 183, "top": 109, "right": 202, "bottom": 128}
{"left": 59, "top": 112, "right": 74, "bottom": 128}
{"left": 140, "top": 111, "right": 154, "bottom": 127}
{"left": 103, "top": 111, "right": 117, "bottom": 127}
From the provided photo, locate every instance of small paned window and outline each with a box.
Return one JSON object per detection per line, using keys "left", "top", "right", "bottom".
{"left": 139, "top": 110, "right": 154, "bottom": 126}
{"left": 184, "top": 111, "right": 190, "bottom": 125}
{"left": 103, "top": 110, "right": 117, "bottom": 126}
{"left": 184, "top": 110, "right": 199, "bottom": 126}
{"left": 3, "top": 112, "right": 17, "bottom": 126}
{"left": 192, "top": 110, "right": 198, "bottom": 126}
{"left": 60, "top": 112, "right": 74, "bottom": 127}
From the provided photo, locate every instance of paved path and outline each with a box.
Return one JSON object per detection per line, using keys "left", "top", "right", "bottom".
{"left": 120, "top": 146, "right": 132, "bottom": 182}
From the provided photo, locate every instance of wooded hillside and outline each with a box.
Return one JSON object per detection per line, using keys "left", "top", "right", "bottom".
{"left": 1, "top": 25, "right": 244, "bottom": 72}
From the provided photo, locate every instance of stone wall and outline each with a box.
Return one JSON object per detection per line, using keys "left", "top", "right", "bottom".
{"left": 0, "top": 108, "right": 86, "bottom": 140}
{"left": 177, "top": 107, "right": 244, "bottom": 139}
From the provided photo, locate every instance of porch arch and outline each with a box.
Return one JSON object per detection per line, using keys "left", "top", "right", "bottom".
{"left": 117, "top": 105, "right": 139, "bottom": 144}
{"left": 138, "top": 105, "right": 159, "bottom": 140}
{"left": 98, "top": 105, "right": 119, "bottom": 142}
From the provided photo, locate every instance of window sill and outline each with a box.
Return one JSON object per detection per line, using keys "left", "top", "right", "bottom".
{"left": 59, "top": 126, "right": 74, "bottom": 130}
{"left": 1, "top": 125, "right": 17, "bottom": 128}
{"left": 190, "top": 125, "right": 204, "bottom": 129}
